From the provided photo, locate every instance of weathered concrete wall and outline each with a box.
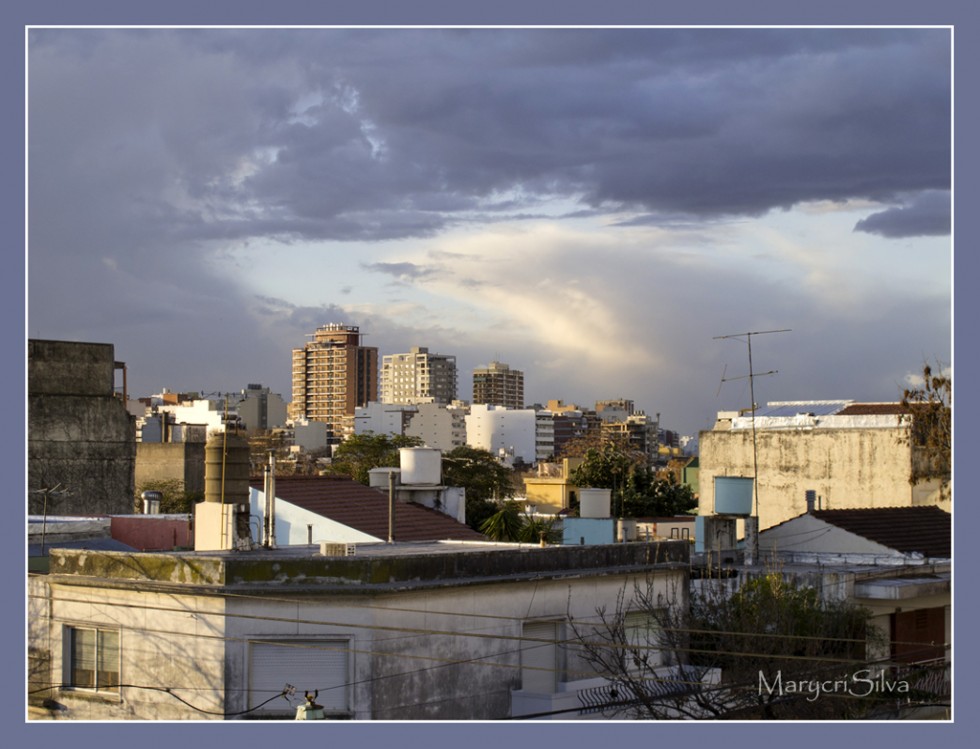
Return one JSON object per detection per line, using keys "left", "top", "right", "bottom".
{"left": 28, "top": 340, "right": 135, "bottom": 516}
{"left": 222, "top": 568, "right": 687, "bottom": 719}
{"left": 28, "top": 339, "right": 115, "bottom": 396}
{"left": 36, "top": 583, "right": 227, "bottom": 720}
{"left": 135, "top": 442, "right": 205, "bottom": 495}
{"left": 699, "top": 427, "right": 916, "bottom": 530}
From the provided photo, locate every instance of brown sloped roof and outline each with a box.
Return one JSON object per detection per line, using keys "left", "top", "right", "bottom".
{"left": 810, "top": 506, "right": 950, "bottom": 558}
{"left": 251, "top": 475, "right": 487, "bottom": 542}
{"left": 836, "top": 403, "right": 908, "bottom": 416}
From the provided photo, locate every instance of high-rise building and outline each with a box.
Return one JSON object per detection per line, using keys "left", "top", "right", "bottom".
{"left": 380, "top": 347, "right": 458, "bottom": 405}
{"left": 472, "top": 361, "right": 524, "bottom": 410}
{"left": 291, "top": 324, "right": 378, "bottom": 437}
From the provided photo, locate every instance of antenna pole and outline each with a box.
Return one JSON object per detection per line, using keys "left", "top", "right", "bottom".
{"left": 714, "top": 328, "right": 791, "bottom": 564}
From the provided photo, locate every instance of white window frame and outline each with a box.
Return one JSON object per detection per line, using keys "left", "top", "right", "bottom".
{"left": 63, "top": 625, "right": 120, "bottom": 694}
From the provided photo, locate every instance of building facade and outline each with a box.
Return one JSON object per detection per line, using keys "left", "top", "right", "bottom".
{"left": 291, "top": 324, "right": 378, "bottom": 438}
{"left": 29, "top": 541, "right": 690, "bottom": 720}
{"left": 472, "top": 361, "right": 524, "bottom": 410}
{"left": 28, "top": 339, "right": 135, "bottom": 516}
{"left": 380, "top": 346, "right": 458, "bottom": 405}
{"left": 698, "top": 401, "right": 950, "bottom": 531}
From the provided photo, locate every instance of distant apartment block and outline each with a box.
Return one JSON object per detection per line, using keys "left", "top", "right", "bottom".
{"left": 465, "top": 404, "right": 537, "bottom": 466}
{"left": 472, "top": 361, "right": 524, "bottom": 409}
{"left": 380, "top": 346, "right": 457, "bottom": 405}
{"left": 291, "top": 324, "right": 378, "bottom": 438}
{"left": 235, "top": 383, "right": 288, "bottom": 432}
{"left": 406, "top": 402, "right": 469, "bottom": 451}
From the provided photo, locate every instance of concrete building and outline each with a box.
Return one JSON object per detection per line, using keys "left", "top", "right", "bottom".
{"left": 291, "top": 324, "right": 378, "bottom": 439}
{"left": 755, "top": 506, "right": 951, "bottom": 715}
{"left": 28, "top": 539, "right": 691, "bottom": 720}
{"left": 465, "top": 404, "right": 537, "bottom": 466}
{"left": 472, "top": 361, "right": 524, "bottom": 410}
{"left": 405, "top": 402, "right": 468, "bottom": 451}
{"left": 698, "top": 400, "right": 949, "bottom": 531}
{"left": 353, "top": 401, "right": 418, "bottom": 438}
{"left": 28, "top": 339, "right": 136, "bottom": 516}
{"left": 134, "top": 442, "right": 206, "bottom": 501}
{"left": 523, "top": 457, "right": 584, "bottom": 514}
{"left": 380, "top": 346, "right": 458, "bottom": 405}
{"left": 235, "top": 383, "right": 288, "bottom": 432}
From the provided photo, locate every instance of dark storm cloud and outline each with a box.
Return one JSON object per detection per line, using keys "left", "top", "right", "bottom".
{"left": 853, "top": 190, "right": 951, "bottom": 238}
{"left": 29, "top": 27, "right": 950, "bottom": 255}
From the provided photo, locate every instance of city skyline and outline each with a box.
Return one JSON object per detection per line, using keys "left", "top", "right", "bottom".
{"left": 27, "top": 27, "right": 951, "bottom": 435}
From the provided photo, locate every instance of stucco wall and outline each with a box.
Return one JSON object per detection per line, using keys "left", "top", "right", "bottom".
{"left": 222, "top": 569, "right": 685, "bottom": 720}
{"left": 36, "top": 583, "right": 227, "bottom": 720}
{"left": 699, "top": 426, "right": 915, "bottom": 530}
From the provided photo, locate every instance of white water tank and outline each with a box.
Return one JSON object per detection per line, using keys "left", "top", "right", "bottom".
{"left": 399, "top": 447, "right": 441, "bottom": 485}
{"left": 579, "top": 488, "right": 611, "bottom": 518}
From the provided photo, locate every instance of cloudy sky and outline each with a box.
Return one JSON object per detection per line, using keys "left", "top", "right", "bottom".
{"left": 27, "top": 27, "right": 951, "bottom": 435}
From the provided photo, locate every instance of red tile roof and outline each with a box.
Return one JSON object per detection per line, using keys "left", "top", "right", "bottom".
{"left": 810, "top": 506, "right": 950, "bottom": 558}
{"left": 251, "top": 475, "right": 486, "bottom": 542}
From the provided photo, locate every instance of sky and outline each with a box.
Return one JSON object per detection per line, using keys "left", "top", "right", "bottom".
{"left": 26, "top": 27, "right": 952, "bottom": 436}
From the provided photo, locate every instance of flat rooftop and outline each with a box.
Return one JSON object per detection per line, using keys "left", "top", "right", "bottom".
{"left": 44, "top": 539, "right": 690, "bottom": 594}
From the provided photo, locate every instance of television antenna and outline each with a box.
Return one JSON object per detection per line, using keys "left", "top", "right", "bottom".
{"left": 714, "top": 328, "right": 791, "bottom": 563}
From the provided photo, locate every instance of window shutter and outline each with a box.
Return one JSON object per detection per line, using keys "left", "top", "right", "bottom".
{"left": 249, "top": 640, "right": 349, "bottom": 713}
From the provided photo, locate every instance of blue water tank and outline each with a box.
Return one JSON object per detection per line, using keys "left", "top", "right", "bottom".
{"left": 714, "top": 476, "right": 753, "bottom": 516}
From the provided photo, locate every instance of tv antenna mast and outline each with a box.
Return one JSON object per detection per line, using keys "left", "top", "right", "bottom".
{"left": 714, "top": 328, "right": 791, "bottom": 563}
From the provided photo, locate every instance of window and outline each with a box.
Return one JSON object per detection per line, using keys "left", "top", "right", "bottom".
{"left": 248, "top": 639, "right": 351, "bottom": 716}
{"left": 66, "top": 626, "right": 119, "bottom": 692}
{"left": 521, "top": 621, "right": 560, "bottom": 693}
{"left": 624, "top": 610, "right": 665, "bottom": 669}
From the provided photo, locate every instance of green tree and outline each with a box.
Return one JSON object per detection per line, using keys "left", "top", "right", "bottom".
{"left": 326, "top": 433, "right": 423, "bottom": 484}
{"left": 571, "top": 572, "right": 893, "bottom": 720}
{"left": 441, "top": 446, "right": 515, "bottom": 532}
{"left": 901, "top": 361, "right": 951, "bottom": 491}
{"left": 570, "top": 442, "right": 696, "bottom": 518}
{"left": 478, "top": 500, "right": 562, "bottom": 543}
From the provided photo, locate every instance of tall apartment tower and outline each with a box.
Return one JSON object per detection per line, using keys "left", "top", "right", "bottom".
{"left": 291, "top": 324, "right": 378, "bottom": 437}
{"left": 472, "top": 361, "right": 524, "bottom": 410}
{"left": 380, "top": 346, "right": 458, "bottom": 405}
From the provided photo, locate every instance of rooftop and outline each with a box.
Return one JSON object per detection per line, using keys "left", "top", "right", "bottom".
{"left": 254, "top": 475, "right": 486, "bottom": 543}
{"left": 44, "top": 539, "right": 690, "bottom": 594}
{"left": 810, "top": 506, "right": 951, "bottom": 559}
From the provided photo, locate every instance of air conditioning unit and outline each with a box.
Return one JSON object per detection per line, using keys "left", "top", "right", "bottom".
{"left": 319, "top": 542, "right": 356, "bottom": 557}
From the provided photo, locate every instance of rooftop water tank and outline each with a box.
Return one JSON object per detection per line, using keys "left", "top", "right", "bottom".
{"left": 714, "top": 476, "right": 753, "bottom": 516}
{"left": 399, "top": 447, "right": 441, "bottom": 485}
{"left": 205, "top": 432, "right": 251, "bottom": 504}
{"left": 579, "top": 488, "right": 611, "bottom": 518}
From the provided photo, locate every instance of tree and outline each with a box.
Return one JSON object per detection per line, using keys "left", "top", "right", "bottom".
{"left": 478, "top": 500, "right": 561, "bottom": 543}
{"left": 570, "top": 572, "right": 894, "bottom": 720}
{"left": 569, "top": 442, "right": 696, "bottom": 518}
{"left": 901, "top": 361, "right": 951, "bottom": 490}
{"left": 325, "top": 433, "right": 423, "bottom": 484}
{"left": 441, "top": 445, "right": 516, "bottom": 532}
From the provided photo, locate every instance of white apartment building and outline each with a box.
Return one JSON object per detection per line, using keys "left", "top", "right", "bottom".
{"left": 465, "top": 404, "right": 537, "bottom": 466}
{"left": 380, "top": 347, "right": 458, "bottom": 405}
{"left": 405, "top": 402, "right": 469, "bottom": 452}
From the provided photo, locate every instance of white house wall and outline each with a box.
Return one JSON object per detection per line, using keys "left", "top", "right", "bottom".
{"left": 221, "top": 569, "right": 685, "bottom": 720}
{"left": 249, "top": 488, "right": 382, "bottom": 546}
